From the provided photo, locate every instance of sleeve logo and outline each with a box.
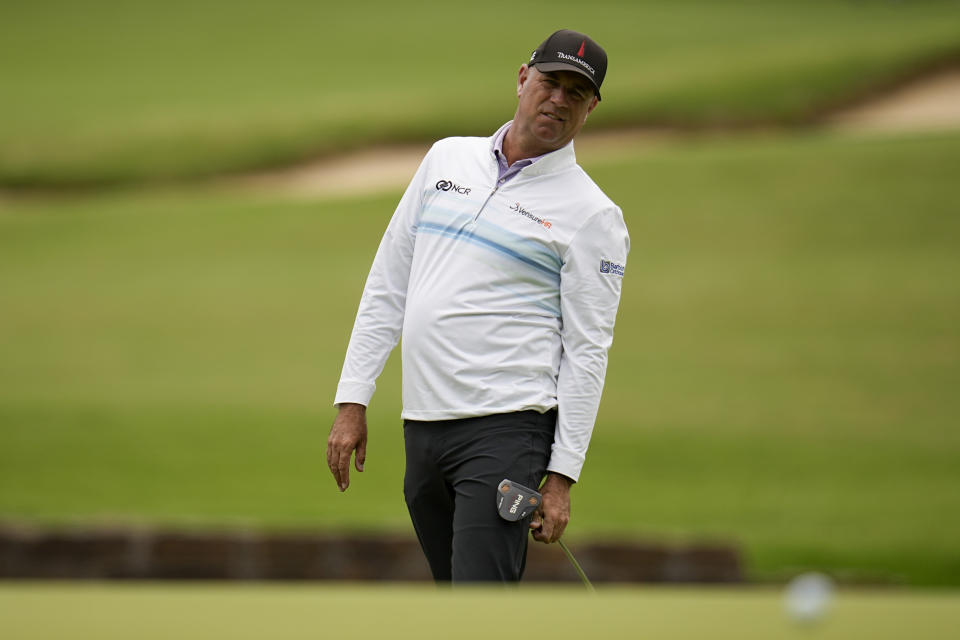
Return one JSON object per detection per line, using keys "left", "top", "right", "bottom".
{"left": 599, "top": 259, "right": 625, "bottom": 277}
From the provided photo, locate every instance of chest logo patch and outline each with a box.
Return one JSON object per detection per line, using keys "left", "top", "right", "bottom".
{"left": 509, "top": 201, "right": 553, "bottom": 230}
{"left": 436, "top": 179, "right": 471, "bottom": 195}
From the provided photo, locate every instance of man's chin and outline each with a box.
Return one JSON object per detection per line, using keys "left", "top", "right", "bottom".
{"left": 532, "top": 124, "right": 569, "bottom": 147}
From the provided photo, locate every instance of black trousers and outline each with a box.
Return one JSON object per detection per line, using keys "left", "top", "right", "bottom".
{"left": 403, "top": 409, "right": 556, "bottom": 583}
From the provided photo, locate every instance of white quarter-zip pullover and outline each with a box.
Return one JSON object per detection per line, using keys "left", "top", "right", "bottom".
{"left": 335, "top": 123, "right": 629, "bottom": 481}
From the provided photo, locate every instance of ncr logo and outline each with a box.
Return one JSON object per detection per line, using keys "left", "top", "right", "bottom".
{"left": 436, "top": 179, "right": 471, "bottom": 195}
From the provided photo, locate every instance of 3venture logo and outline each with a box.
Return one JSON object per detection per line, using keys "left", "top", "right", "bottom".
{"left": 436, "top": 180, "right": 471, "bottom": 195}
{"left": 509, "top": 202, "right": 552, "bottom": 229}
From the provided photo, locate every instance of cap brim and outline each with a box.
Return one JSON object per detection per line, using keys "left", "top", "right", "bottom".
{"left": 532, "top": 61, "right": 601, "bottom": 100}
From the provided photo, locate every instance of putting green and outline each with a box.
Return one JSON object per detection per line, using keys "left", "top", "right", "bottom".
{"left": 1, "top": 583, "right": 958, "bottom": 639}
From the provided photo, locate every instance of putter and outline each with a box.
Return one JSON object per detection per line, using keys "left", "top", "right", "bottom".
{"left": 496, "top": 478, "right": 595, "bottom": 591}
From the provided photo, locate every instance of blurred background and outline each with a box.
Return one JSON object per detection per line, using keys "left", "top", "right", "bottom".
{"left": 1, "top": 0, "right": 959, "bottom": 633}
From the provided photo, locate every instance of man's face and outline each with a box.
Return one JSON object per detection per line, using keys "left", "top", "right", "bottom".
{"left": 513, "top": 64, "right": 599, "bottom": 153}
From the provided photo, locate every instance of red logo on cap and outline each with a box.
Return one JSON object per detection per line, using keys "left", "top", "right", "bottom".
{"left": 577, "top": 41, "right": 586, "bottom": 57}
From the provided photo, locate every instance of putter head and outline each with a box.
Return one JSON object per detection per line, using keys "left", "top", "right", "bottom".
{"left": 496, "top": 479, "right": 542, "bottom": 522}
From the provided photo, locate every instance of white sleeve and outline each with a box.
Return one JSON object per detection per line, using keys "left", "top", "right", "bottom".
{"left": 548, "top": 206, "right": 629, "bottom": 481}
{"left": 333, "top": 147, "right": 433, "bottom": 407}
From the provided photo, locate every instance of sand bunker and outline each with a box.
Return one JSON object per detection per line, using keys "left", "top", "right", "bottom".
{"left": 228, "top": 68, "right": 960, "bottom": 200}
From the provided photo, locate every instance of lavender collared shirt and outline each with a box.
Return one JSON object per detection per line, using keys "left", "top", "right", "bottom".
{"left": 492, "top": 121, "right": 546, "bottom": 186}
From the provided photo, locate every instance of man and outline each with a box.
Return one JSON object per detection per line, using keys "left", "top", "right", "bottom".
{"left": 326, "top": 29, "right": 629, "bottom": 582}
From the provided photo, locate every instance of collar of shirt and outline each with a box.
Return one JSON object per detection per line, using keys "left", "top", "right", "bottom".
{"left": 492, "top": 121, "right": 546, "bottom": 186}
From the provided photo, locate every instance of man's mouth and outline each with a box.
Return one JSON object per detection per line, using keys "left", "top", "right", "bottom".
{"left": 540, "top": 111, "right": 565, "bottom": 122}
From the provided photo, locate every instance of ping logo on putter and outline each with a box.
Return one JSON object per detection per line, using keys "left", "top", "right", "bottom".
{"left": 496, "top": 478, "right": 542, "bottom": 522}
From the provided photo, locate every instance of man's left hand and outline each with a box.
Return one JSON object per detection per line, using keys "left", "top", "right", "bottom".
{"left": 529, "top": 473, "right": 573, "bottom": 544}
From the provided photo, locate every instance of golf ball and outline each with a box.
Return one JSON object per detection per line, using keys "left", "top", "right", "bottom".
{"left": 784, "top": 572, "right": 834, "bottom": 623}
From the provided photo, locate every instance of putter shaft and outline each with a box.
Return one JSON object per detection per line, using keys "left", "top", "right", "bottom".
{"left": 558, "top": 539, "right": 595, "bottom": 592}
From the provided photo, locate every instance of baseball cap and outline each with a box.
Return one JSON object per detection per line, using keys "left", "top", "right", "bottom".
{"left": 529, "top": 29, "right": 608, "bottom": 100}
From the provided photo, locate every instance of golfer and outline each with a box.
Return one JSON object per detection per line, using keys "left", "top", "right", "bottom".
{"left": 327, "top": 29, "right": 629, "bottom": 582}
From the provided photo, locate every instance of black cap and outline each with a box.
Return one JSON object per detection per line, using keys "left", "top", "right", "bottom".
{"left": 529, "top": 29, "right": 608, "bottom": 100}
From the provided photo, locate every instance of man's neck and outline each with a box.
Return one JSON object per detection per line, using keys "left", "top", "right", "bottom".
{"left": 503, "top": 127, "right": 551, "bottom": 167}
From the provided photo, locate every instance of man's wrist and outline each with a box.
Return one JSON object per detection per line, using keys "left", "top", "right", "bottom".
{"left": 337, "top": 402, "right": 367, "bottom": 415}
{"left": 545, "top": 472, "right": 575, "bottom": 488}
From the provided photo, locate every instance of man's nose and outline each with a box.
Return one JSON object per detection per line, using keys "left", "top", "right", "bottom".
{"left": 549, "top": 85, "right": 570, "bottom": 106}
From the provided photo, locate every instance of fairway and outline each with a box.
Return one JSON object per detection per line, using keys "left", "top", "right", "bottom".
{"left": 2, "top": 128, "right": 958, "bottom": 585}
{"left": 1, "top": 583, "right": 959, "bottom": 639}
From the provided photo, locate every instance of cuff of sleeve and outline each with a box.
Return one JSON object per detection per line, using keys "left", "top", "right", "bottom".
{"left": 334, "top": 380, "right": 376, "bottom": 407}
{"left": 546, "top": 444, "right": 585, "bottom": 483}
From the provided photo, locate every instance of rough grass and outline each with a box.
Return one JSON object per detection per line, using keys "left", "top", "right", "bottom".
{"left": 2, "top": 0, "right": 959, "bottom": 186}
{"left": 2, "top": 128, "right": 958, "bottom": 584}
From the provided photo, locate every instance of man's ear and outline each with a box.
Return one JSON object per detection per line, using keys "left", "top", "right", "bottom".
{"left": 517, "top": 64, "right": 531, "bottom": 98}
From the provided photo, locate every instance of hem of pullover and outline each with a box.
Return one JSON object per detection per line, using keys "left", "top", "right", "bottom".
{"left": 401, "top": 404, "right": 558, "bottom": 422}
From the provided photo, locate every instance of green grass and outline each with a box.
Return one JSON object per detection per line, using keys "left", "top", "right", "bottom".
{"left": 2, "top": 583, "right": 959, "bottom": 640}
{"left": 1, "top": 129, "right": 959, "bottom": 585}
{"left": 1, "top": 0, "right": 959, "bottom": 186}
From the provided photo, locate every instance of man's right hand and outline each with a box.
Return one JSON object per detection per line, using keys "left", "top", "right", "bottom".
{"left": 326, "top": 403, "right": 368, "bottom": 492}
